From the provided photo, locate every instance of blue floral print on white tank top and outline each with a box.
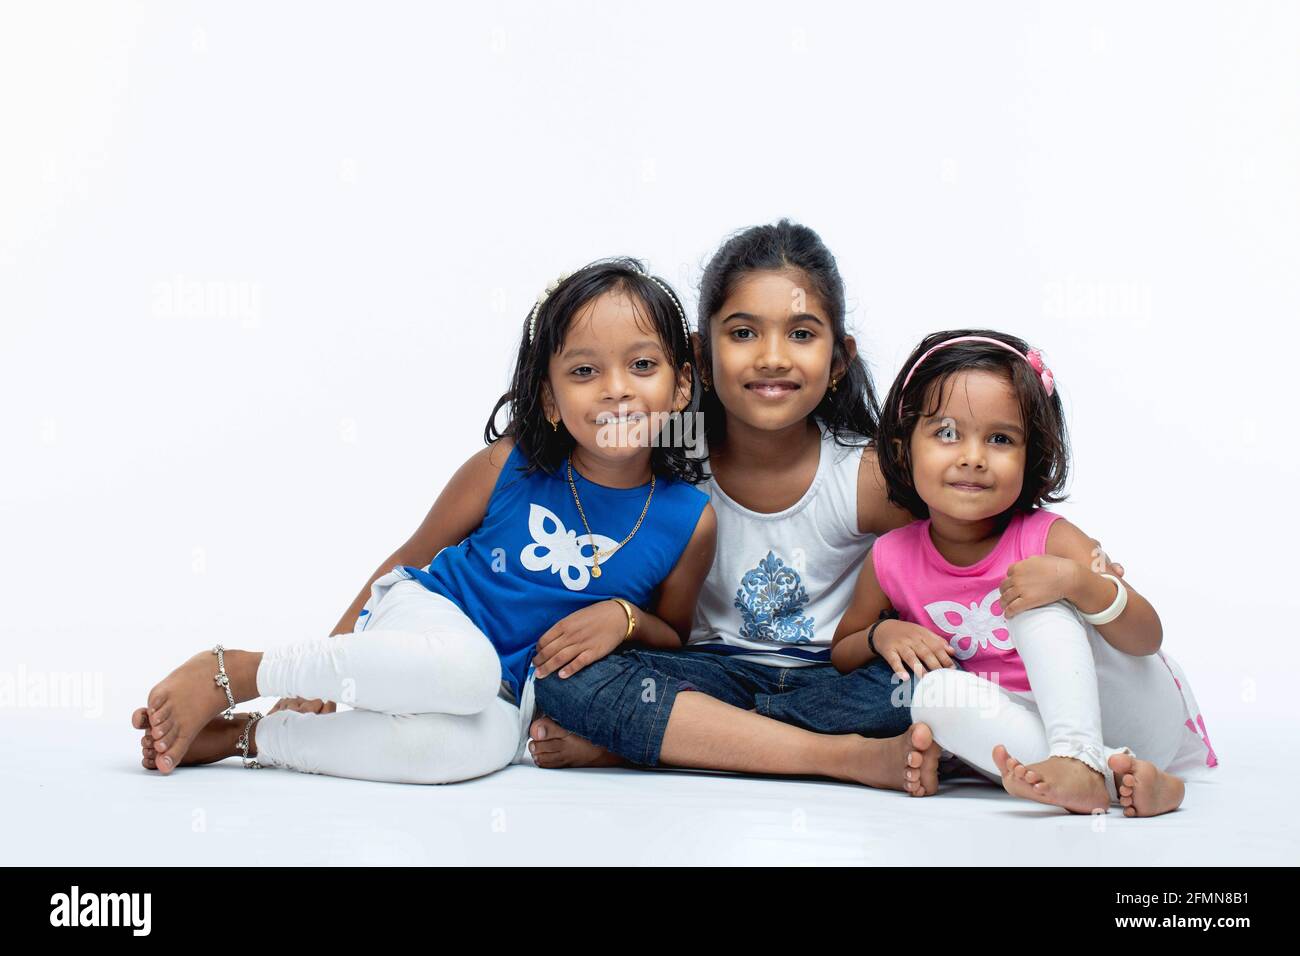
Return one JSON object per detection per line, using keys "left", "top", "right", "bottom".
{"left": 687, "top": 417, "right": 876, "bottom": 667}
{"left": 365, "top": 442, "right": 709, "bottom": 699}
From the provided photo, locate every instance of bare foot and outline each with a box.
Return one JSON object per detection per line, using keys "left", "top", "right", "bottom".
{"left": 139, "top": 648, "right": 261, "bottom": 774}
{"left": 848, "top": 723, "right": 940, "bottom": 796}
{"left": 133, "top": 708, "right": 254, "bottom": 770}
{"left": 528, "top": 716, "right": 624, "bottom": 768}
{"left": 992, "top": 746, "right": 1108, "bottom": 814}
{"left": 1109, "top": 753, "right": 1185, "bottom": 817}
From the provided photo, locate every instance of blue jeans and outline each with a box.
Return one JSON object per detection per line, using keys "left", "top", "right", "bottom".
{"left": 532, "top": 647, "right": 910, "bottom": 767}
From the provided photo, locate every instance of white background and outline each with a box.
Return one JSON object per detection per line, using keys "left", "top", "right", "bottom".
{"left": 2, "top": 2, "right": 1296, "bottom": 754}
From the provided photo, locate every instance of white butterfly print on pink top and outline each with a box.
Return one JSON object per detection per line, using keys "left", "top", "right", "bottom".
{"left": 923, "top": 586, "right": 1014, "bottom": 661}
{"left": 518, "top": 503, "right": 622, "bottom": 592}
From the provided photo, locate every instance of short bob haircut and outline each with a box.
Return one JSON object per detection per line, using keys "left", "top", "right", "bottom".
{"left": 876, "top": 329, "right": 1071, "bottom": 520}
{"left": 484, "top": 257, "right": 706, "bottom": 485}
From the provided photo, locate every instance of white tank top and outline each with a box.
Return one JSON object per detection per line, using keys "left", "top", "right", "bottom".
{"left": 687, "top": 417, "right": 877, "bottom": 667}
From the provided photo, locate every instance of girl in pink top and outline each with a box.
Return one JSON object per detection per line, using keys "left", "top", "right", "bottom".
{"left": 832, "top": 330, "right": 1215, "bottom": 816}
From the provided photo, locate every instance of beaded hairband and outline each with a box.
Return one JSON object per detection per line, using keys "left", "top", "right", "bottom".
{"left": 527, "top": 266, "right": 690, "bottom": 345}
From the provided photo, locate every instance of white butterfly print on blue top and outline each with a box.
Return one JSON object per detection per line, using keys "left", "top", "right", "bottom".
{"left": 519, "top": 502, "right": 623, "bottom": 592}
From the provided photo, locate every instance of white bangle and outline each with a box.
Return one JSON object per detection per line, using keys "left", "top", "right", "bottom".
{"left": 1078, "top": 573, "right": 1127, "bottom": 626}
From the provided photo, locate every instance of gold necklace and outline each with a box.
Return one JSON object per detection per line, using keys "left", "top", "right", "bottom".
{"left": 566, "top": 454, "right": 655, "bottom": 579}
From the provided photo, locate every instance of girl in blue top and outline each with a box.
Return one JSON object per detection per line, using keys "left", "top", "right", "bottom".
{"left": 131, "top": 258, "right": 716, "bottom": 784}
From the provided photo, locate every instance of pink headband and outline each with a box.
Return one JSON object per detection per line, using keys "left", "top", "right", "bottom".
{"left": 898, "top": 335, "right": 1054, "bottom": 420}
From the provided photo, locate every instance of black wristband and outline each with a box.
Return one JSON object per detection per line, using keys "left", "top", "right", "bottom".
{"left": 867, "top": 609, "right": 899, "bottom": 656}
{"left": 866, "top": 619, "right": 887, "bottom": 656}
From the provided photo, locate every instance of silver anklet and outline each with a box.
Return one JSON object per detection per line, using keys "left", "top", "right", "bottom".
{"left": 213, "top": 645, "right": 237, "bottom": 720}
{"left": 238, "top": 712, "right": 264, "bottom": 769}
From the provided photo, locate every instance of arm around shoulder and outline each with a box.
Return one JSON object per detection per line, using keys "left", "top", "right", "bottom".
{"left": 856, "top": 444, "right": 915, "bottom": 536}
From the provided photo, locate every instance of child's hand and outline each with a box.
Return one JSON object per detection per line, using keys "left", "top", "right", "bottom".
{"left": 532, "top": 600, "right": 629, "bottom": 680}
{"left": 998, "top": 555, "right": 1081, "bottom": 619}
{"left": 1084, "top": 535, "right": 1125, "bottom": 579}
{"left": 874, "top": 620, "right": 958, "bottom": 680}
{"left": 267, "top": 697, "right": 336, "bottom": 715}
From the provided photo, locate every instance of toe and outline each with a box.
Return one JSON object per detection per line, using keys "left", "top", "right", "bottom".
{"left": 150, "top": 716, "right": 172, "bottom": 740}
{"left": 131, "top": 707, "right": 149, "bottom": 729}
{"left": 534, "top": 749, "right": 567, "bottom": 769}
{"left": 530, "top": 717, "right": 567, "bottom": 742}
{"left": 992, "top": 744, "right": 1009, "bottom": 773}
{"left": 157, "top": 723, "right": 181, "bottom": 753}
{"left": 909, "top": 722, "right": 933, "bottom": 752}
{"left": 1108, "top": 752, "right": 1136, "bottom": 779}
{"left": 149, "top": 706, "right": 172, "bottom": 735}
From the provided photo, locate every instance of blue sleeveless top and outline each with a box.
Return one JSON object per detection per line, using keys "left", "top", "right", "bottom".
{"left": 395, "top": 442, "right": 710, "bottom": 698}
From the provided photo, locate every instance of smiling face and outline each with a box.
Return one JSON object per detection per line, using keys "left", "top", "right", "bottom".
{"left": 907, "top": 369, "right": 1028, "bottom": 522}
{"left": 707, "top": 269, "right": 848, "bottom": 431}
{"left": 541, "top": 288, "right": 691, "bottom": 462}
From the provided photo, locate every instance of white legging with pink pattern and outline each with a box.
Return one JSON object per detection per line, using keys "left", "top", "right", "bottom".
{"left": 909, "top": 600, "right": 1216, "bottom": 803}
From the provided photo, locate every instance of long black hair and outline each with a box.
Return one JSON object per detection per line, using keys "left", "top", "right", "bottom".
{"left": 484, "top": 257, "right": 706, "bottom": 484}
{"left": 696, "top": 219, "right": 882, "bottom": 449}
{"left": 876, "top": 329, "right": 1071, "bottom": 520}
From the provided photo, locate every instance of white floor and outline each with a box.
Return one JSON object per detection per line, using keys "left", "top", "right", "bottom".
{"left": 4, "top": 710, "right": 1292, "bottom": 866}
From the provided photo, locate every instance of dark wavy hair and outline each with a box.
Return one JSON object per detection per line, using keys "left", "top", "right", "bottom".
{"left": 876, "top": 329, "right": 1071, "bottom": 520}
{"left": 696, "top": 219, "right": 882, "bottom": 450}
{"left": 484, "top": 257, "right": 705, "bottom": 484}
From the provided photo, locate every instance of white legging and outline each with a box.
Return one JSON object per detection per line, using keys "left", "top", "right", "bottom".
{"left": 909, "top": 600, "right": 1214, "bottom": 804}
{"left": 252, "top": 579, "right": 523, "bottom": 784}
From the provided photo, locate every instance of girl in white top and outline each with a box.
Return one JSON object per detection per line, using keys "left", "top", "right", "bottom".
{"left": 687, "top": 415, "right": 874, "bottom": 667}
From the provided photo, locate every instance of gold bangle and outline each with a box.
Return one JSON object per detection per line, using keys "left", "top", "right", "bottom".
{"left": 610, "top": 597, "right": 637, "bottom": 641}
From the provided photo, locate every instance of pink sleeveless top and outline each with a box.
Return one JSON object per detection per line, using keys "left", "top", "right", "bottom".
{"left": 871, "top": 508, "right": 1063, "bottom": 693}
